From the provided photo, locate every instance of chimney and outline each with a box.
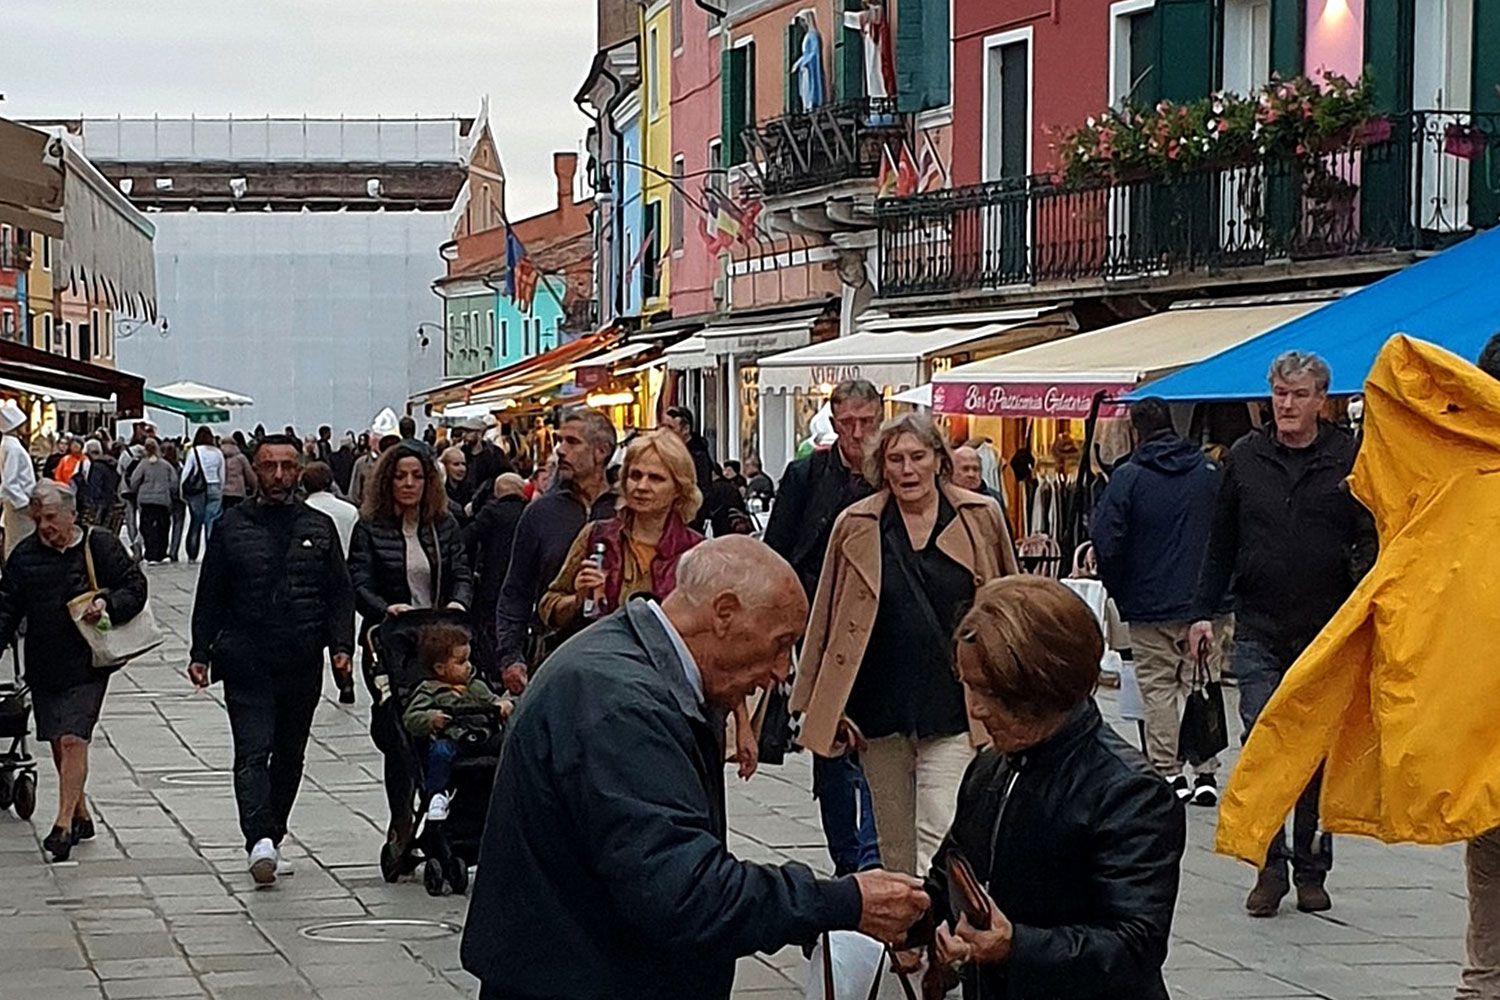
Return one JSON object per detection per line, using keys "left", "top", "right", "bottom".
{"left": 554, "top": 152, "right": 578, "bottom": 210}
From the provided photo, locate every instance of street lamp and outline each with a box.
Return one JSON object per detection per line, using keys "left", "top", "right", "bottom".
{"left": 415, "top": 322, "right": 445, "bottom": 351}
{"left": 116, "top": 317, "right": 169, "bottom": 340}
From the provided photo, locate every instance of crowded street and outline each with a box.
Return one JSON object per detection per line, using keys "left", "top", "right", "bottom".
{"left": 0, "top": 563, "right": 1470, "bottom": 1000}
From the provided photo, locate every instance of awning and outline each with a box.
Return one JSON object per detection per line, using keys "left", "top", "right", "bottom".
{"left": 0, "top": 119, "right": 64, "bottom": 238}
{"left": 0, "top": 377, "right": 112, "bottom": 408}
{"left": 699, "top": 303, "right": 833, "bottom": 360}
{"left": 143, "top": 388, "right": 230, "bottom": 424}
{"left": 932, "top": 300, "right": 1329, "bottom": 419}
{"left": 758, "top": 307, "right": 1051, "bottom": 394}
{"left": 573, "top": 342, "right": 652, "bottom": 370}
{"left": 893, "top": 384, "right": 933, "bottom": 407}
{"left": 0, "top": 341, "right": 144, "bottom": 417}
{"left": 56, "top": 138, "right": 157, "bottom": 318}
{"left": 1132, "top": 227, "right": 1500, "bottom": 401}
{"left": 412, "top": 329, "right": 619, "bottom": 407}
{"left": 154, "top": 380, "right": 254, "bottom": 407}
{"left": 664, "top": 335, "right": 716, "bottom": 371}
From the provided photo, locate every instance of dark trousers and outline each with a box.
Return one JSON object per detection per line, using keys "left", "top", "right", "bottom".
{"left": 371, "top": 698, "right": 415, "bottom": 843}
{"left": 812, "top": 752, "right": 881, "bottom": 876}
{"left": 223, "top": 663, "right": 323, "bottom": 852}
{"left": 139, "top": 503, "right": 171, "bottom": 562}
{"left": 425, "top": 738, "right": 458, "bottom": 796}
{"left": 1236, "top": 637, "right": 1333, "bottom": 884}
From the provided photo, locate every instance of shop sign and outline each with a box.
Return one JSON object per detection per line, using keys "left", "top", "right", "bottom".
{"left": 932, "top": 381, "right": 1129, "bottom": 419}
{"left": 574, "top": 365, "right": 609, "bottom": 390}
{"left": 809, "top": 364, "right": 861, "bottom": 385}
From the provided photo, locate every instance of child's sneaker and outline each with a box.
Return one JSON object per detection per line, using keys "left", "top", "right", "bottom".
{"left": 1191, "top": 774, "right": 1219, "bottom": 807}
{"left": 426, "top": 792, "right": 451, "bottom": 822}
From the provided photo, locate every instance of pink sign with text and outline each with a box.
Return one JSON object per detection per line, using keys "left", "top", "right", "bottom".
{"left": 931, "top": 381, "right": 1130, "bottom": 419}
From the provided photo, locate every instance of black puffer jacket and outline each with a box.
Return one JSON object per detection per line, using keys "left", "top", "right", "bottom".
{"left": 0, "top": 529, "right": 148, "bottom": 692}
{"left": 189, "top": 499, "right": 356, "bottom": 679}
{"left": 348, "top": 512, "right": 473, "bottom": 622}
{"left": 917, "top": 701, "right": 1185, "bottom": 1000}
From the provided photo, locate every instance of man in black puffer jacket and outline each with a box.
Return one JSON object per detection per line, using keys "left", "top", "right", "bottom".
{"left": 189, "top": 435, "right": 356, "bottom": 887}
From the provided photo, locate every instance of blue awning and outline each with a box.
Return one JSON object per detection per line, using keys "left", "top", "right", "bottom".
{"left": 1129, "top": 226, "right": 1500, "bottom": 402}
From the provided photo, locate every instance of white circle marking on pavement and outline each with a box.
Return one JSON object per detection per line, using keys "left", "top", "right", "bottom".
{"left": 299, "top": 918, "right": 463, "bottom": 943}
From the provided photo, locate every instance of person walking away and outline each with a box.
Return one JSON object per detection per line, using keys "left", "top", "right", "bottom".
{"left": 493, "top": 408, "right": 617, "bottom": 695}
{"left": 129, "top": 439, "right": 179, "bottom": 565}
{"left": 54, "top": 437, "right": 86, "bottom": 486}
{"left": 916, "top": 576, "right": 1185, "bottom": 999}
{"left": 0, "top": 481, "right": 147, "bottom": 862}
{"left": 1091, "top": 398, "right": 1223, "bottom": 805}
{"left": 762, "top": 378, "right": 883, "bottom": 876}
{"left": 330, "top": 432, "right": 358, "bottom": 497}
{"left": 401, "top": 622, "right": 512, "bottom": 823}
{"left": 188, "top": 435, "right": 355, "bottom": 885}
{"left": 538, "top": 430, "right": 757, "bottom": 776}
{"left": 348, "top": 432, "right": 382, "bottom": 509}
{"left": 117, "top": 423, "right": 153, "bottom": 561}
{"left": 462, "top": 536, "right": 932, "bottom": 1000}
{"left": 463, "top": 473, "right": 528, "bottom": 676}
{"left": 180, "top": 427, "right": 226, "bottom": 561}
{"left": 314, "top": 425, "right": 334, "bottom": 465}
{"left": 440, "top": 446, "right": 472, "bottom": 523}
{"left": 302, "top": 462, "right": 358, "bottom": 556}
{"left": 1191, "top": 351, "right": 1375, "bottom": 918}
{"left": 220, "top": 439, "right": 256, "bottom": 510}
{"left": 163, "top": 442, "right": 188, "bottom": 562}
{"left": 794, "top": 413, "right": 1019, "bottom": 877}
{"left": 348, "top": 441, "right": 473, "bottom": 856}
{"left": 951, "top": 444, "right": 1006, "bottom": 511}
{"left": 1, "top": 403, "right": 36, "bottom": 559}
{"left": 76, "top": 441, "right": 118, "bottom": 530}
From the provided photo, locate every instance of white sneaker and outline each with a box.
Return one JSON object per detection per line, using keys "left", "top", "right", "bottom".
{"left": 248, "top": 838, "right": 278, "bottom": 885}
{"left": 426, "top": 792, "right": 450, "bottom": 823}
{"left": 275, "top": 855, "right": 294, "bottom": 877}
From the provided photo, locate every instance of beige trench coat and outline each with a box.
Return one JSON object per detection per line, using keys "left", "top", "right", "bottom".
{"left": 790, "top": 484, "right": 1019, "bottom": 756}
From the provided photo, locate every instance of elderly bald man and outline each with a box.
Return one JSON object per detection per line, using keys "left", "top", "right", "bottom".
{"left": 462, "top": 535, "right": 931, "bottom": 1000}
{"left": 952, "top": 444, "right": 1006, "bottom": 511}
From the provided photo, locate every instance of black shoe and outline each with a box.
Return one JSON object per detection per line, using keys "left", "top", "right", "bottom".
{"left": 71, "top": 818, "right": 95, "bottom": 844}
{"left": 1296, "top": 882, "right": 1332, "bottom": 913}
{"left": 1168, "top": 775, "right": 1191, "bottom": 801}
{"left": 1246, "top": 866, "right": 1289, "bottom": 917}
{"left": 1190, "top": 774, "right": 1219, "bottom": 807}
{"left": 43, "top": 826, "right": 73, "bottom": 862}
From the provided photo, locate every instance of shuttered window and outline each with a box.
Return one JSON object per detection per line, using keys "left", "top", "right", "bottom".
{"left": 721, "top": 42, "right": 755, "bottom": 166}
{"left": 895, "top": 0, "right": 951, "bottom": 113}
{"left": 834, "top": 0, "right": 865, "bottom": 102}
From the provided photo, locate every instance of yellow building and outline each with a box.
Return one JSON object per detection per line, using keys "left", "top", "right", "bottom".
{"left": 641, "top": 0, "right": 673, "bottom": 313}
{"left": 26, "top": 231, "right": 55, "bottom": 351}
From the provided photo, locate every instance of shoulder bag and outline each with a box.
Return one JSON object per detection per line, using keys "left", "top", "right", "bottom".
{"left": 182, "top": 445, "right": 208, "bottom": 498}
{"left": 68, "top": 529, "right": 164, "bottom": 669}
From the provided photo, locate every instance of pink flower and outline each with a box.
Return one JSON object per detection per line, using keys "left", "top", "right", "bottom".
{"left": 1218, "top": 119, "right": 1231, "bottom": 134}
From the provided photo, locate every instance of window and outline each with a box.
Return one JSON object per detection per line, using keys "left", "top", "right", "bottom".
{"left": 79, "top": 321, "right": 92, "bottom": 362}
{"left": 671, "top": 156, "right": 685, "bottom": 253}
{"left": 498, "top": 318, "right": 508, "bottom": 357}
{"left": 707, "top": 140, "right": 725, "bottom": 194}
{"left": 41, "top": 235, "right": 51, "bottom": 271}
{"left": 894, "top": 0, "right": 952, "bottom": 112}
{"left": 835, "top": 0, "right": 867, "bottom": 102}
{"left": 670, "top": 0, "right": 683, "bottom": 51}
{"left": 0, "top": 225, "right": 9, "bottom": 267}
{"left": 721, "top": 41, "right": 755, "bottom": 166}
{"left": 1110, "top": 0, "right": 1158, "bottom": 109}
{"left": 480, "top": 183, "right": 491, "bottom": 228}
{"left": 642, "top": 200, "right": 664, "bottom": 299}
{"left": 0, "top": 311, "right": 14, "bottom": 341}
{"left": 983, "top": 31, "right": 1032, "bottom": 182}
{"left": 648, "top": 26, "right": 662, "bottom": 119}
{"left": 43, "top": 314, "right": 53, "bottom": 350}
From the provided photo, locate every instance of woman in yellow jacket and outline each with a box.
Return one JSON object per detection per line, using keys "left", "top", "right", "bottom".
{"left": 792, "top": 413, "right": 1019, "bottom": 876}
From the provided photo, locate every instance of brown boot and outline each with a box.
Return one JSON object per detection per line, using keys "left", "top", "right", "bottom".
{"left": 1296, "top": 882, "right": 1332, "bottom": 913}
{"left": 1246, "top": 866, "right": 1289, "bottom": 918}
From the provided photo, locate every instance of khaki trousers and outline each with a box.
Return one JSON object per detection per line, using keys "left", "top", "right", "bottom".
{"left": 2, "top": 502, "right": 33, "bottom": 562}
{"left": 1459, "top": 827, "right": 1500, "bottom": 999}
{"left": 862, "top": 733, "right": 974, "bottom": 876}
{"left": 1129, "top": 620, "right": 1227, "bottom": 777}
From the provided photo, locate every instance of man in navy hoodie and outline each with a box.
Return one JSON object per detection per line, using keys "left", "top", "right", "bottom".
{"left": 1092, "top": 397, "right": 1222, "bottom": 806}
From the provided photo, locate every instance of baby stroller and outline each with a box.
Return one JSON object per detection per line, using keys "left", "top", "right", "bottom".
{"left": 371, "top": 609, "right": 504, "bottom": 897}
{"left": 0, "top": 639, "right": 38, "bottom": 820}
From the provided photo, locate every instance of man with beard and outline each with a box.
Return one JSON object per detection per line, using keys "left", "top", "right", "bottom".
{"left": 460, "top": 418, "right": 513, "bottom": 511}
{"left": 493, "top": 408, "right": 617, "bottom": 694}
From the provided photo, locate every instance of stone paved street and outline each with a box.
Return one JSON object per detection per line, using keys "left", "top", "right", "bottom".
{"left": 0, "top": 562, "right": 1470, "bottom": 1000}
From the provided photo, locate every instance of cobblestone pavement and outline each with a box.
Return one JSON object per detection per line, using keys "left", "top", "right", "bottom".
{"left": 0, "top": 562, "right": 1468, "bottom": 1000}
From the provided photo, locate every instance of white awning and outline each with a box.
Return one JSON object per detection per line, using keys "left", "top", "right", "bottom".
{"left": 664, "top": 335, "right": 716, "bottom": 371}
{"left": 0, "top": 377, "right": 113, "bottom": 408}
{"left": 699, "top": 315, "right": 817, "bottom": 359}
{"left": 571, "top": 342, "right": 652, "bottom": 371}
{"left": 893, "top": 383, "right": 932, "bottom": 407}
{"left": 154, "top": 380, "right": 254, "bottom": 407}
{"left": 931, "top": 301, "right": 1326, "bottom": 419}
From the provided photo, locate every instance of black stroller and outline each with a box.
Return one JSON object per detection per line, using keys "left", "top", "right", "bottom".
{"left": 371, "top": 609, "right": 504, "bottom": 897}
{"left": 0, "top": 638, "right": 38, "bottom": 820}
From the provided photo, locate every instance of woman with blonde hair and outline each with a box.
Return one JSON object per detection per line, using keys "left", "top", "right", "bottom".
{"left": 793, "top": 412, "right": 1019, "bottom": 876}
{"left": 541, "top": 429, "right": 758, "bottom": 776}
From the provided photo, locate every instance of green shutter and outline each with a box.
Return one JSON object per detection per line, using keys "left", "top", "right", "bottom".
{"left": 835, "top": 0, "right": 865, "bottom": 102}
{"left": 722, "top": 47, "right": 748, "bottom": 166}
{"left": 786, "top": 20, "right": 805, "bottom": 114}
{"left": 1153, "top": 0, "right": 1215, "bottom": 102}
{"left": 1268, "top": 0, "right": 1304, "bottom": 79}
{"left": 1359, "top": 0, "right": 1416, "bottom": 245}
{"left": 895, "top": 0, "right": 926, "bottom": 113}
{"left": 923, "top": 0, "right": 950, "bottom": 108}
{"left": 1471, "top": 0, "right": 1500, "bottom": 228}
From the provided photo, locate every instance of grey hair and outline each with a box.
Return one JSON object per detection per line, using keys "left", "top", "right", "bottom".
{"left": 829, "top": 378, "right": 882, "bottom": 411}
{"left": 560, "top": 407, "right": 619, "bottom": 461}
{"left": 672, "top": 536, "right": 788, "bottom": 611}
{"left": 84, "top": 439, "right": 103, "bottom": 458}
{"left": 1267, "top": 351, "right": 1331, "bottom": 393}
{"left": 864, "top": 412, "right": 954, "bottom": 489}
{"left": 29, "top": 479, "right": 76, "bottom": 513}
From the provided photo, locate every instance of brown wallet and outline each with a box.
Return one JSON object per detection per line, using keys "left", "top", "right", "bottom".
{"left": 945, "top": 850, "right": 992, "bottom": 931}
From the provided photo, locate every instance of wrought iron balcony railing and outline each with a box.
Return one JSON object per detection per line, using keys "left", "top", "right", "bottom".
{"left": 876, "top": 110, "right": 1500, "bottom": 298}
{"left": 743, "top": 97, "right": 904, "bottom": 197}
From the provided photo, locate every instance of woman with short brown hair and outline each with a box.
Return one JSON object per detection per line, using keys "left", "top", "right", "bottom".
{"left": 793, "top": 413, "right": 1018, "bottom": 877}
{"left": 917, "top": 575, "right": 1185, "bottom": 999}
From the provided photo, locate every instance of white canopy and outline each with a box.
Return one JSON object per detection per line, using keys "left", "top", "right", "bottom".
{"left": 154, "top": 380, "right": 254, "bottom": 407}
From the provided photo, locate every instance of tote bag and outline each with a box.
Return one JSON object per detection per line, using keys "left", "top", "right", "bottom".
{"left": 67, "top": 529, "right": 164, "bottom": 669}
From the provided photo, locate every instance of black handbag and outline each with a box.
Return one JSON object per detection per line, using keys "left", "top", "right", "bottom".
{"left": 1178, "top": 641, "right": 1229, "bottom": 766}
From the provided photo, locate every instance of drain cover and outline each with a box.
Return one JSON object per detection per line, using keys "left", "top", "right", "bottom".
{"left": 300, "top": 918, "right": 461, "bottom": 943}
{"left": 160, "top": 771, "right": 231, "bottom": 786}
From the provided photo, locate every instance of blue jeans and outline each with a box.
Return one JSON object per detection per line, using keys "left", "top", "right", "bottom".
{"left": 1236, "top": 637, "right": 1332, "bottom": 883}
{"left": 425, "top": 738, "right": 459, "bottom": 796}
{"left": 185, "top": 485, "right": 223, "bottom": 561}
{"left": 812, "top": 753, "right": 880, "bottom": 876}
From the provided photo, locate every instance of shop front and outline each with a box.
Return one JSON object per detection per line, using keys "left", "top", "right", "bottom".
{"left": 0, "top": 340, "right": 145, "bottom": 445}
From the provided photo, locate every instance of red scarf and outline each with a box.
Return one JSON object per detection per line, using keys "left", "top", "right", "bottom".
{"left": 593, "top": 511, "right": 703, "bottom": 614}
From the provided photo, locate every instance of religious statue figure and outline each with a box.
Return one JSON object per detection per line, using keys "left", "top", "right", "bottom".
{"left": 844, "top": 0, "right": 896, "bottom": 102}
{"left": 790, "top": 10, "right": 827, "bottom": 112}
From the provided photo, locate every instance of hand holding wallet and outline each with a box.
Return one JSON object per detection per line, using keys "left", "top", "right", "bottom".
{"left": 945, "top": 850, "right": 993, "bottom": 931}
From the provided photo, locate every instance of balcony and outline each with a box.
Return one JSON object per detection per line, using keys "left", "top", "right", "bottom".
{"left": 877, "top": 110, "right": 1499, "bottom": 299}
{"left": 743, "top": 98, "right": 904, "bottom": 199}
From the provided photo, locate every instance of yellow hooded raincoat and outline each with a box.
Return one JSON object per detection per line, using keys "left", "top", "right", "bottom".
{"left": 1217, "top": 335, "right": 1500, "bottom": 865}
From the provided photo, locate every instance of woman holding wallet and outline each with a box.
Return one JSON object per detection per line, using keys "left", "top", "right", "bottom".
{"left": 918, "top": 575, "right": 1185, "bottom": 999}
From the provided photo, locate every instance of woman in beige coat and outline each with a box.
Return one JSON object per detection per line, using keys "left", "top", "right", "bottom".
{"left": 791, "top": 413, "right": 1018, "bottom": 876}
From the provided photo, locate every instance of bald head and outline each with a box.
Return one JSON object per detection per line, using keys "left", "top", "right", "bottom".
{"left": 662, "top": 537, "right": 808, "bottom": 711}
{"left": 494, "top": 472, "right": 526, "bottom": 499}
{"left": 951, "top": 445, "right": 984, "bottom": 492}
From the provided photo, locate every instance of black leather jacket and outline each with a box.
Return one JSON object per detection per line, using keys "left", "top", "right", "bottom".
{"left": 918, "top": 701, "right": 1185, "bottom": 1000}
{"left": 348, "top": 512, "right": 473, "bottom": 622}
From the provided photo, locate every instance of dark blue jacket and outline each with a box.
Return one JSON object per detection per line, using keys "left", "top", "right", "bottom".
{"left": 1091, "top": 433, "right": 1219, "bottom": 623}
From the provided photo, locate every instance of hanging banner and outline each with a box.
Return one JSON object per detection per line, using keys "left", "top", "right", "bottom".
{"left": 932, "top": 381, "right": 1129, "bottom": 419}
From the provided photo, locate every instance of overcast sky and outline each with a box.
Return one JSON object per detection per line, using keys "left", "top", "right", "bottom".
{"left": 2, "top": 0, "right": 597, "bottom": 217}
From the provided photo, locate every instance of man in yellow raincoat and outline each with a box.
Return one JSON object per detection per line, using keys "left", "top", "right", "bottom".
{"left": 1217, "top": 335, "right": 1500, "bottom": 998}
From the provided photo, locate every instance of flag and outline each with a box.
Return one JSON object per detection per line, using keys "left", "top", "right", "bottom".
{"left": 625, "top": 225, "right": 656, "bottom": 283}
{"left": 698, "top": 215, "right": 733, "bottom": 255}
{"left": 895, "top": 142, "right": 919, "bottom": 198}
{"left": 505, "top": 229, "right": 539, "bottom": 312}
{"left": 876, "top": 145, "right": 898, "bottom": 198}
{"left": 735, "top": 199, "right": 763, "bottom": 242}
{"left": 916, "top": 133, "right": 946, "bottom": 193}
